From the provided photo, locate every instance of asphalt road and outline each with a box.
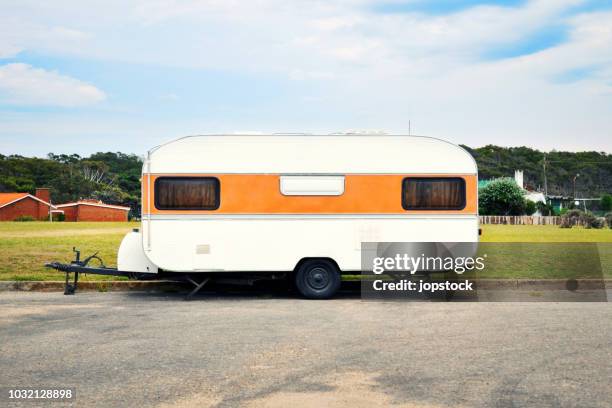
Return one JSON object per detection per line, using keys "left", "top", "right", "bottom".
{"left": 1, "top": 289, "right": 611, "bottom": 408}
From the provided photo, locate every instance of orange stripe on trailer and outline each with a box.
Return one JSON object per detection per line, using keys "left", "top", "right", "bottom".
{"left": 142, "top": 174, "right": 478, "bottom": 215}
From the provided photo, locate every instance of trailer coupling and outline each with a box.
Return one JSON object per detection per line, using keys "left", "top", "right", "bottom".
{"left": 45, "top": 247, "right": 155, "bottom": 295}
{"left": 46, "top": 248, "right": 283, "bottom": 299}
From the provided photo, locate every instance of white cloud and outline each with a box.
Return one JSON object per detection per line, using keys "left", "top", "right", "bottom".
{"left": 0, "top": 63, "right": 106, "bottom": 107}
{"left": 0, "top": 0, "right": 596, "bottom": 75}
{"left": 0, "top": 15, "right": 90, "bottom": 59}
{"left": 0, "top": 0, "right": 611, "bottom": 151}
{"left": 311, "top": 16, "right": 362, "bottom": 31}
{"left": 288, "top": 69, "right": 334, "bottom": 81}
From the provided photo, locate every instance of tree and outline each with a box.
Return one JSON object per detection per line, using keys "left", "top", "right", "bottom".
{"left": 479, "top": 177, "right": 526, "bottom": 215}
{"left": 601, "top": 194, "right": 612, "bottom": 212}
{"left": 468, "top": 145, "right": 612, "bottom": 197}
{"left": 0, "top": 152, "right": 142, "bottom": 211}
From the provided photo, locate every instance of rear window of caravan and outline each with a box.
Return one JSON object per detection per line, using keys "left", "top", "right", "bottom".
{"left": 402, "top": 177, "right": 466, "bottom": 210}
{"left": 155, "top": 177, "right": 220, "bottom": 210}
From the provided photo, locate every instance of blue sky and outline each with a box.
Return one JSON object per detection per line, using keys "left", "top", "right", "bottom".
{"left": 0, "top": 0, "right": 611, "bottom": 156}
{"left": 374, "top": 0, "right": 526, "bottom": 15}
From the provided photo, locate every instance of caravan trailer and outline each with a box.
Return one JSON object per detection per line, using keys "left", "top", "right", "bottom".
{"left": 49, "top": 134, "right": 479, "bottom": 298}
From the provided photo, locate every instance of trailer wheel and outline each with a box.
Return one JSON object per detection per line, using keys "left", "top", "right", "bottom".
{"left": 294, "top": 259, "right": 341, "bottom": 299}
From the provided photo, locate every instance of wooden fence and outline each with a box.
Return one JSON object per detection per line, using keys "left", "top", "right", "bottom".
{"left": 479, "top": 216, "right": 562, "bottom": 225}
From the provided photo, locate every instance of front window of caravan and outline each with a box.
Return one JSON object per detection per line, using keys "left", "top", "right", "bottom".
{"left": 402, "top": 177, "right": 466, "bottom": 210}
{"left": 155, "top": 177, "right": 220, "bottom": 210}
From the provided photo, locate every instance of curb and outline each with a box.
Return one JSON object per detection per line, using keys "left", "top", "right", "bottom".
{"left": 0, "top": 279, "right": 610, "bottom": 292}
{"left": 0, "top": 280, "right": 186, "bottom": 293}
{"left": 476, "top": 279, "right": 611, "bottom": 290}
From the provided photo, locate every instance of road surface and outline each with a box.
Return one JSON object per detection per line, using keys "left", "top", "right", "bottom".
{"left": 1, "top": 289, "right": 611, "bottom": 407}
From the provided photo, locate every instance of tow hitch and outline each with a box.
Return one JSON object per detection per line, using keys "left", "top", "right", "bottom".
{"left": 46, "top": 249, "right": 282, "bottom": 299}
{"left": 45, "top": 247, "right": 154, "bottom": 295}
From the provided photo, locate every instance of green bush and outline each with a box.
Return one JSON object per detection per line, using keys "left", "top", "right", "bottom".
{"left": 590, "top": 218, "right": 605, "bottom": 229}
{"left": 479, "top": 177, "right": 526, "bottom": 215}
{"left": 13, "top": 215, "right": 36, "bottom": 222}
{"left": 560, "top": 209, "right": 604, "bottom": 229}
{"left": 583, "top": 213, "right": 604, "bottom": 229}
{"left": 605, "top": 213, "right": 612, "bottom": 229}
{"left": 560, "top": 209, "right": 582, "bottom": 228}
{"left": 582, "top": 213, "right": 595, "bottom": 229}
{"left": 524, "top": 200, "right": 537, "bottom": 215}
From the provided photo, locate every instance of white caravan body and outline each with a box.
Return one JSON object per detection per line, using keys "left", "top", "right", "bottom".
{"left": 118, "top": 135, "right": 478, "bottom": 274}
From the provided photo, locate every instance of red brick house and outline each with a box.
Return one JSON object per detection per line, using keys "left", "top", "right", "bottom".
{"left": 55, "top": 199, "right": 130, "bottom": 222}
{"left": 0, "top": 188, "right": 57, "bottom": 221}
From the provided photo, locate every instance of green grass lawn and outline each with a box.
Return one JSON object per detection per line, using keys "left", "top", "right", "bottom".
{"left": 481, "top": 224, "right": 612, "bottom": 242}
{"left": 0, "top": 222, "right": 137, "bottom": 281}
{"left": 480, "top": 225, "right": 612, "bottom": 279}
{"left": 0, "top": 222, "right": 610, "bottom": 281}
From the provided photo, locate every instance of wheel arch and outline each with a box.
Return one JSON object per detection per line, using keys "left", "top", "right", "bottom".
{"left": 293, "top": 257, "right": 341, "bottom": 274}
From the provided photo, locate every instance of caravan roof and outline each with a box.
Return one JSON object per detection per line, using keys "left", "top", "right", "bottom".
{"left": 146, "top": 135, "right": 477, "bottom": 175}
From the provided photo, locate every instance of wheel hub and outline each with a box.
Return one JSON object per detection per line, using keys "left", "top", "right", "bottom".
{"left": 306, "top": 267, "right": 330, "bottom": 290}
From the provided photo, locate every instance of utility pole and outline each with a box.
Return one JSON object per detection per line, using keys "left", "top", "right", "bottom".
{"left": 572, "top": 173, "right": 580, "bottom": 201}
{"left": 542, "top": 154, "right": 548, "bottom": 199}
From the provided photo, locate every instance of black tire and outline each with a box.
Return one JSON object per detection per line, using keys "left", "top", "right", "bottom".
{"left": 294, "top": 259, "right": 341, "bottom": 299}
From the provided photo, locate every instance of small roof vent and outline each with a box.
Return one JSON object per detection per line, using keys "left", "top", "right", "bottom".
{"left": 329, "top": 130, "right": 388, "bottom": 135}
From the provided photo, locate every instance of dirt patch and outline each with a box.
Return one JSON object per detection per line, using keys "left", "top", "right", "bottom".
{"left": 247, "top": 343, "right": 316, "bottom": 371}
{"left": 245, "top": 371, "right": 450, "bottom": 408}
{"left": 155, "top": 389, "right": 221, "bottom": 408}
{"left": 152, "top": 371, "right": 450, "bottom": 408}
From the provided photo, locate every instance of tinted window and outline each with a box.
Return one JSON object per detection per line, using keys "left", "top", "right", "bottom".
{"left": 155, "top": 177, "right": 220, "bottom": 210}
{"left": 402, "top": 178, "right": 466, "bottom": 210}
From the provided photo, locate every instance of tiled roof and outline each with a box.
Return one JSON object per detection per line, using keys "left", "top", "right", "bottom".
{"left": 56, "top": 201, "right": 130, "bottom": 211}
{"left": 0, "top": 193, "right": 29, "bottom": 207}
{"left": 0, "top": 192, "right": 56, "bottom": 209}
